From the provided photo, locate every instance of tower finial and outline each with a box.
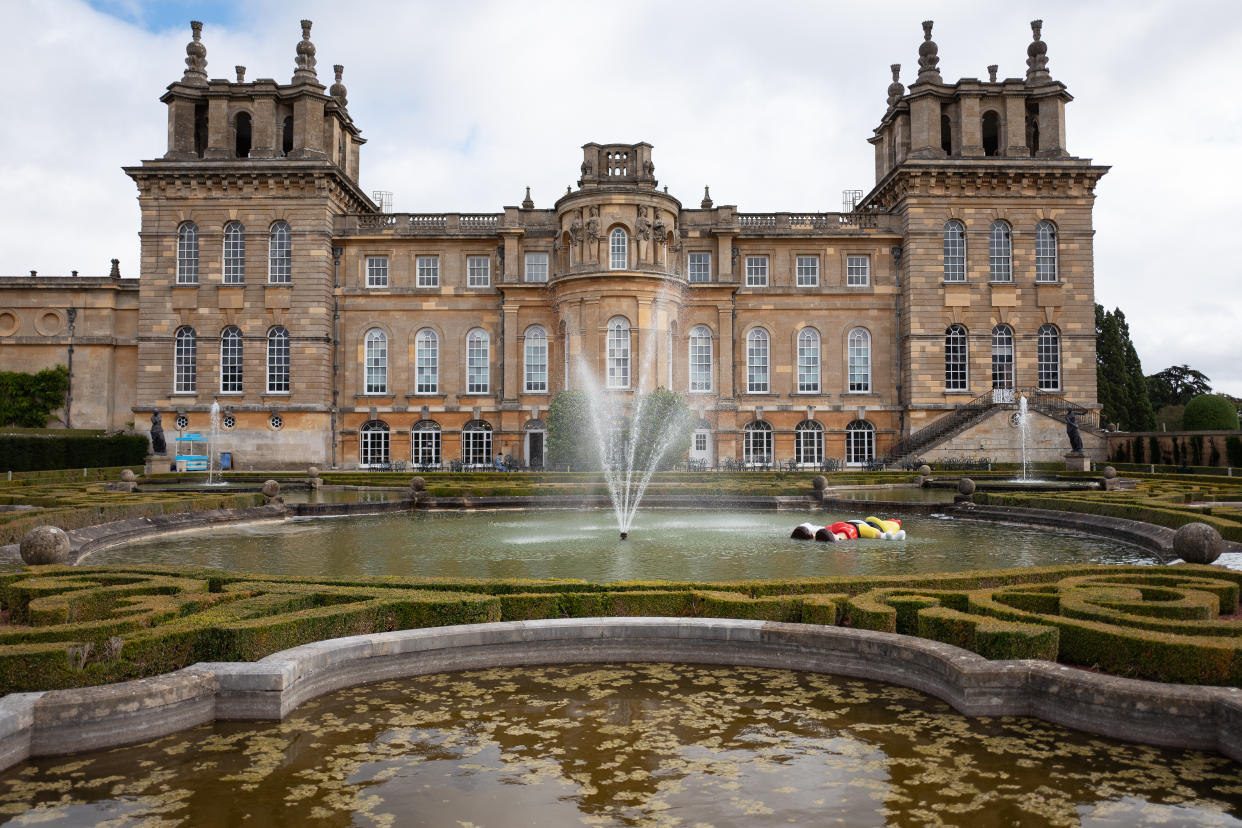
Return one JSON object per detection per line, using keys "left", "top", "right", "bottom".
{"left": 1026, "top": 19, "right": 1050, "bottom": 84}
{"left": 886, "top": 64, "right": 905, "bottom": 109}
{"left": 701, "top": 186, "right": 713, "bottom": 209}
{"left": 182, "top": 20, "right": 207, "bottom": 86}
{"left": 916, "top": 20, "right": 941, "bottom": 84}
{"left": 293, "top": 19, "right": 318, "bottom": 83}
{"left": 235, "top": 65, "right": 246, "bottom": 83}
{"left": 522, "top": 186, "right": 534, "bottom": 209}
{"left": 329, "top": 64, "right": 348, "bottom": 106}
{"left": 987, "top": 64, "right": 998, "bottom": 83}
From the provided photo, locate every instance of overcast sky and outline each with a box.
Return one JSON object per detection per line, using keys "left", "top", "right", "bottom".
{"left": 3, "top": 0, "right": 1239, "bottom": 395}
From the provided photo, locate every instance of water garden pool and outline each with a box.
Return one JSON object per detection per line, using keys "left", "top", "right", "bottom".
{"left": 89, "top": 508, "right": 1154, "bottom": 581}
{"left": 3, "top": 663, "right": 1238, "bottom": 826}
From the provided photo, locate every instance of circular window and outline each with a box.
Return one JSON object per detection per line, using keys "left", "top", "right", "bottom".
{"left": 1008, "top": 412, "right": 1023, "bottom": 428}
{"left": 269, "top": 414, "right": 283, "bottom": 430}
{"left": 175, "top": 414, "right": 189, "bottom": 430}
{"left": 222, "top": 414, "right": 236, "bottom": 430}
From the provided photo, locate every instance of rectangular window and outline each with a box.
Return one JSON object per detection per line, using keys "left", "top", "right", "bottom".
{"left": 796, "top": 256, "right": 819, "bottom": 287}
{"left": 694, "top": 433, "right": 708, "bottom": 452}
{"left": 846, "top": 255, "right": 870, "bottom": 286}
{"left": 366, "top": 256, "right": 388, "bottom": 288}
{"left": 467, "top": 335, "right": 489, "bottom": 394}
{"left": 745, "top": 256, "right": 768, "bottom": 287}
{"left": 525, "top": 337, "right": 548, "bottom": 393}
{"left": 688, "top": 252, "right": 711, "bottom": 283}
{"left": 462, "top": 428, "right": 493, "bottom": 468}
{"left": 416, "top": 256, "right": 439, "bottom": 287}
{"left": 413, "top": 428, "right": 441, "bottom": 468}
{"left": 524, "top": 252, "right": 549, "bottom": 283}
{"left": 467, "top": 255, "right": 490, "bottom": 287}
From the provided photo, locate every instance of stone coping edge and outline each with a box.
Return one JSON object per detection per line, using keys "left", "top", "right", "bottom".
{"left": 0, "top": 618, "right": 1238, "bottom": 771}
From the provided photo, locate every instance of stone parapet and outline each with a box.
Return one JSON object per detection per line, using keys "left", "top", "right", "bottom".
{"left": 0, "top": 618, "right": 1238, "bottom": 771}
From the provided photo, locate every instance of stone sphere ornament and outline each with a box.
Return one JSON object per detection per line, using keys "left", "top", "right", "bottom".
{"left": 410, "top": 476, "right": 427, "bottom": 492}
{"left": 261, "top": 479, "right": 281, "bottom": 498}
{"left": 20, "top": 525, "right": 71, "bottom": 565}
{"left": 1102, "top": 466, "right": 1117, "bottom": 480}
{"left": 307, "top": 466, "right": 320, "bottom": 479}
{"left": 120, "top": 469, "right": 136, "bottom": 483}
{"left": 1173, "top": 522, "right": 1223, "bottom": 565}
{"left": 918, "top": 464, "right": 932, "bottom": 477}
{"left": 812, "top": 475, "right": 828, "bottom": 492}
{"left": 957, "top": 477, "right": 976, "bottom": 496}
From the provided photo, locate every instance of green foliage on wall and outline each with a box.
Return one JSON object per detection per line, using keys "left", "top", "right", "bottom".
{"left": 546, "top": 389, "right": 596, "bottom": 470}
{"left": 0, "top": 366, "right": 70, "bottom": 428}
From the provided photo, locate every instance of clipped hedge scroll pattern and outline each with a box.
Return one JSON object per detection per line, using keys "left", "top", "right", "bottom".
{"left": 0, "top": 565, "right": 1240, "bottom": 692}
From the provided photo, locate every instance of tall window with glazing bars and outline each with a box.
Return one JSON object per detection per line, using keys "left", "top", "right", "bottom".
{"left": 268, "top": 221, "right": 291, "bottom": 283}
{"left": 943, "top": 220, "right": 965, "bottom": 283}
{"left": 267, "top": 326, "right": 290, "bottom": 393}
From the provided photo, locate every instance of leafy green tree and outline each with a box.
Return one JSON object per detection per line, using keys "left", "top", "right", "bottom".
{"left": 1094, "top": 306, "right": 1154, "bottom": 430}
{"left": 546, "top": 389, "right": 596, "bottom": 469}
{"left": 628, "top": 387, "right": 693, "bottom": 471}
{"left": 1147, "top": 364, "right": 1211, "bottom": 410}
{"left": 0, "top": 365, "right": 70, "bottom": 427}
{"left": 1182, "top": 394, "right": 1240, "bottom": 431}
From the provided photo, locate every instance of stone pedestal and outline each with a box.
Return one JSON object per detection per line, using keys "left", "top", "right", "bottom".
{"left": 144, "top": 454, "right": 173, "bottom": 475}
{"left": 1064, "top": 453, "right": 1091, "bottom": 472}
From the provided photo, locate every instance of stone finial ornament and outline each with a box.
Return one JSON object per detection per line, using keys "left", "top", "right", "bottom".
{"left": 916, "top": 20, "right": 941, "bottom": 84}
{"left": 182, "top": 20, "right": 207, "bottom": 85}
{"left": 329, "top": 64, "right": 348, "bottom": 106}
{"left": 522, "top": 186, "right": 534, "bottom": 209}
{"left": 1026, "top": 19, "right": 1051, "bottom": 83}
{"left": 701, "top": 186, "right": 713, "bottom": 209}
{"left": 988, "top": 64, "right": 998, "bottom": 82}
{"left": 236, "top": 65, "right": 246, "bottom": 83}
{"left": 109, "top": 258, "right": 121, "bottom": 278}
{"left": 293, "top": 19, "right": 318, "bottom": 83}
{"left": 886, "top": 64, "right": 904, "bottom": 109}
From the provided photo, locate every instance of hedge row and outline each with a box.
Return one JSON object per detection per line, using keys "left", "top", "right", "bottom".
{"left": 972, "top": 490, "right": 1242, "bottom": 542}
{"left": 1, "top": 564, "right": 1238, "bottom": 692}
{"left": 0, "top": 434, "right": 148, "bottom": 473}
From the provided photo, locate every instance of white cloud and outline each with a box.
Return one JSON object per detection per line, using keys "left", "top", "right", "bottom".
{"left": 3, "top": 0, "right": 1240, "bottom": 394}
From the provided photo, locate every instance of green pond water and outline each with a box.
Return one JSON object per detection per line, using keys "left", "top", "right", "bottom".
{"left": 2, "top": 663, "right": 1237, "bottom": 827}
{"left": 86, "top": 508, "right": 1154, "bottom": 581}
{"left": 826, "top": 486, "right": 955, "bottom": 503}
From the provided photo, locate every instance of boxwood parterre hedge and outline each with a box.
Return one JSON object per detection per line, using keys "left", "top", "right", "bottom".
{"left": 1, "top": 563, "right": 1239, "bottom": 693}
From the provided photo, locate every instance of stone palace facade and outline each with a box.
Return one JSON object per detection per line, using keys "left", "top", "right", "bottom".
{"left": 0, "top": 19, "right": 1108, "bottom": 469}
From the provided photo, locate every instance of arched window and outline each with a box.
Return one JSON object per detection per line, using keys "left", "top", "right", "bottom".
{"left": 797, "top": 328, "right": 820, "bottom": 393}
{"left": 235, "top": 112, "right": 252, "bottom": 158}
{"left": 364, "top": 329, "right": 387, "bottom": 394}
{"left": 222, "top": 221, "right": 245, "bottom": 284}
{"left": 174, "top": 326, "right": 197, "bottom": 393}
{"left": 176, "top": 222, "right": 198, "bottom": 284}
{"left": 982, "top": 110, "right": 1000, "bottom": 156}
{"left": 359, "top": 420, "right": 390, "bottom": 468}
{"left": 992, "top": 325, "right": 1015, "bottom": 390}
{"left": 220, "top": 326, "right": 243, "bottom": 393}
{"left": 795, "top": 420, "right": 824, "bottom": 466}
{"left": 746, "top": 329, "right": 769, "bottom": 393}
{"left": 415, "top": 329, "right": 438, "bottom": 394}
{"left": 462, "top": 420, "right": 493, "bottom": 467}
{"left": 945, "top": 324, "right": 968, "bottom": 391}
{"left": 743, "top": 420, "right": 773, "bottom": 466}
{"left": 688, "top": 325, "right": 713, "bottom": 392}
{"left": 607, "top": 317, "right": 630, "bottom": 389}
{"left": 466, "top": 328, "right": 490, "bottom": 394}
{"left": 1037, "top": 324, "right": 1061, "bottom": 391}
{"left": 847, "top": 328, "right": 871, "bottom": 392}
{"left": 846, "top": 420, "right": 876, "bottom": 465}
{"left": 943, "top": 220, "right": 965, "bottom": 282}
{"left": 989, "top": 220, "right": 1012, "bottom": 282}
{"left": 524, "top": 326, "right": 548, "bottom": 393}
{"left": 1035, "top": 221, "right": 1058, "bottom": 283}
{"left": 412, "top": 420, "right": 441, "bottom": 469}
{"left": 281, "top": 116, "right": 294, "bottom": 156}
{"left": 266, "top": 326, "right": 290, "bottom": 393}
{"left": 268, "top": 221, "right": 291, "bottom": 283}
{"left": 609, "top": 227, "right": 628, "bottom": 270}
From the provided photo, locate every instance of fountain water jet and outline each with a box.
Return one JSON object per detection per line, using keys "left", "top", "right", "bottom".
{"left": 1016, "top": 395, "right": 1031, "bottom": 482}
{"left": 206, "top": 400, "right": 224, "bottom": 486}
{"left": 574, "top": 294, "right": 692, "bottom": 540}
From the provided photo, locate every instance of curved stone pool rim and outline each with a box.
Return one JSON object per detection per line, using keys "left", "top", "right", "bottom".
{"left": 1, "top": 617, "right": 1239, "bottom": 772}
